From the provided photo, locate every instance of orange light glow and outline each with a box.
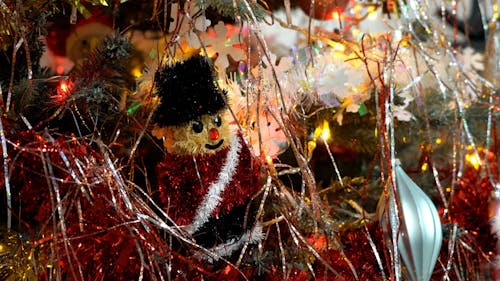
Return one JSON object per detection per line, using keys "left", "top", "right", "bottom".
{"left": 265, "top": 155, "right": 273, "bottom": 165}
{"left": 465, "top": 152, "right": 481, "bottom": 170}
{"left": 56, "top": 65, "right": 65, "bottom": 75}
{"left": 329, "top": 10, "right": 344, "bottom": 20}
{"left": 54, "top": 80, "right": 72, "bottom": 103}
{"left": 59, "top": 81, "right": 69, "bottom": 93}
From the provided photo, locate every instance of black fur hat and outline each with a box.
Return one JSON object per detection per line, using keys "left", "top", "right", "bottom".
{"left": 154, "top": 55, "right": 227, "bottom": 127}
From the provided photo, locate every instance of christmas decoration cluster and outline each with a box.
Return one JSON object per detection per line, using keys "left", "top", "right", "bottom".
{"left": 0, "top": 0, "right": 499, "bottom": 280}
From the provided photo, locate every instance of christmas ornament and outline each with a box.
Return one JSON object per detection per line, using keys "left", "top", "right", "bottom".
{"left": 152, "top": 55, "right": 263, "bottom": 260}
{"left": 489, "top": 187, "right": 500, "bottom": 279}
{"left": 297, "top": 0, "right": 350, "bottom": 20}
{"left": 64, "top": 21, "right": 113, "bottom": 64}
{"left": 44, "top": 9, "right": 113, "bottom": 69}
{"left": 394, "top": 164, "right": 442, "bottom": 281}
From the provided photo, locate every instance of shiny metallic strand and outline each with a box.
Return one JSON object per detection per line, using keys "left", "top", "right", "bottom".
{"left": 322, "top": 138, "right": 344, "bottom": 187}
{"left": 387, "top": 45, "right": 402, "bottom": 281}
{"left": 0, "top": 116, "right": 12, "bottom": 229}
{"left": 236, "top": 175, "right": 272, "bottom": 266}
{"left": 40, "top": 143, "right": 80, "bottom": 281}
{"left": 485, "top": 91, "right": 497, "bottom": 188}
{"left": 363, "top": 223, "right": 387, "bottom": 280}
{"left": 285, "top": 217, "right": 345, "bottom": 280}
{"left": 6, "top": 38, "right": 24, "bottom": 113}
{"left": 275, "top": 217, "right": 286, "bottom": 279}
{"left": 444, "top": 223, "right": 459, "bottom": 280}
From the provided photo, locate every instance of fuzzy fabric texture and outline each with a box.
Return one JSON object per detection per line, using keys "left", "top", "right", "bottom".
{"left": 155, "top": 132, "right": 262, "bottom": 252}
{"left": 155, "top": 133, "right": 261, "bottom": 226}
{"left": 152, "top": 111, "right": 231, "bottom": 155}
{"left": 154, "top": 55, "right": 227, "bottom": 127}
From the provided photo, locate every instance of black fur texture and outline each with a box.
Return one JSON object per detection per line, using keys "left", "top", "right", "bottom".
{"left": 154, "top": 55, "right": 227, "bottom": 127}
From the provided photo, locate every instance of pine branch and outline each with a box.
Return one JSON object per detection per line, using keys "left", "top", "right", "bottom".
{"left": 196, "top": 0, "right": 267, "bottom": 21}
{"left": 32, "top": 33, "right": 139, "bottom": 140}
{"left": 69, "top": 33, "right": 135, "bottom": 110}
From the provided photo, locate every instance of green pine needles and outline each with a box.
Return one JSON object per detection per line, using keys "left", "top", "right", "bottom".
{"left": 196, "top": 0, "right": 267, "bottom": 21}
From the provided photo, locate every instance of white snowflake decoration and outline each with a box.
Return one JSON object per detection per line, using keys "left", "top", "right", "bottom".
{"left": 251, "top": 52, "right": 294, "bottom": 84}
{"left": 457, "top": 47, "right": 484, "bottom": 72}
{"left": 205, "top": 21, "right": 246, "bottom": 73}
{"left": 167, "top": 3, "right": 211, "bottom": 50}
{"left": 186, "top": 16, "right": 212, "bottom": 49}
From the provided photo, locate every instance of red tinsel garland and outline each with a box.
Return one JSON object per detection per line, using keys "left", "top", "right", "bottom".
{"left": 1, "top": 128, "right": 173, "bottom": 280}
{"left": 1, "top": 127, "right": 264, "bottom": 280}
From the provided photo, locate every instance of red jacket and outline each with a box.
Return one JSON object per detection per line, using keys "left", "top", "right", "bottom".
{"left": 155, "top": 132, "right": 261, "bottom": 233}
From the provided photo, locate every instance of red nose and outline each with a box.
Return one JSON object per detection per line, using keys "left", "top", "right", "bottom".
{"left": 209, "top": 128, "right": 220, "bottom": 141}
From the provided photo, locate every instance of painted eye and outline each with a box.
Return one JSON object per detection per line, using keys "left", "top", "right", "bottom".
{"left": 192, "top": 120, "right": 204, "bottom": 133}
{"left": 214, "top": 115, "right": 222, "bottom": 127}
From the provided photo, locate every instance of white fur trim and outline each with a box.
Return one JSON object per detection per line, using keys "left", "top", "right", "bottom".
{"left": 196, "top": 223, "right": 264, "bottom": 262}
{"left": 186, "top": 134, "right": 241, "bottom": 234}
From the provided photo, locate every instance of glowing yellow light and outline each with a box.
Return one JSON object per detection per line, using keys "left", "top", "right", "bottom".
{"left": 132, "top": 67, "right": 142, "bottom": 78}
{"left": 313, "top": 125, "right": 322, "bottom": 140}
{"left": 59, "top": 81, "right": 68, "bottom": 93}
{"left": 368, "top": 7, "right": 378, "bottom": 20}
{"left": 445, "top": 187, "right": 451, "bottom": 193}
{"left": 321, "top": 120, "right": 331, "bottom": 141}
{"left": 328, "top": 41, "right": 346, "bottom": 52}
{"left": 335, "top": 43, "right": 346, "bottom": 52}
{"left": 352, "top": 29, "right": 361, "bottom": 38}
{"left": 400, "top": 38, "right": 411, "bottom": 48}
{"left": 308, "top": 140, "right": 317, "bottom": 154}
{"left": 0, "top": 244, "right": 4, "bottom": 252}
{"left": 329, "top": 10, "right": 343, "bottom": 20}
{"left": 421, "top": 162, "right": 429, "bottom": 172}
{"left": 435, "top": 138, "right": 442, "bottom": 145}
{"left": 402, "top": 136, "right": 407, "bottom": 143}
{"left": 466, "top": 153, "right": 481, "bottom": 170}
{"left": 265, "top": 155, "right": 273, "bottom": 165}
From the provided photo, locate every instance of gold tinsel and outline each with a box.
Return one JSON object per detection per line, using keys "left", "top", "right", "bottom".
{"left": 0, "top": 229, "right": 42, "bottom": 281}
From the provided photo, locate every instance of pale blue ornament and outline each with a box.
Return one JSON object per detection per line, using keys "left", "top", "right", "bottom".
{"left": 395, "top": 164, "right": 442, "bottom": 281}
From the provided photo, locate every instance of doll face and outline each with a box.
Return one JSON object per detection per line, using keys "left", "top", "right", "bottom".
{"left": 157, "top": 112, "right": 231, "bottom": 155}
